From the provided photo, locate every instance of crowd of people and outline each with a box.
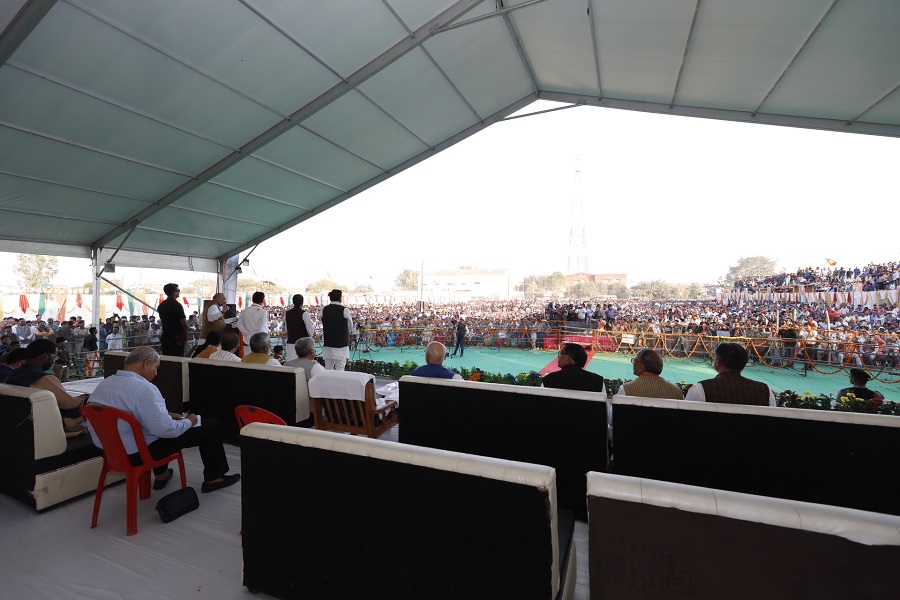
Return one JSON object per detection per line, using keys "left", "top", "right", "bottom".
{"left": 732, "top": 260, "right": 900, "bottom": 292}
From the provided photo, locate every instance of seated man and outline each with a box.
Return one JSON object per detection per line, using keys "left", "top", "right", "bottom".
{"left": 0, "top": 348, "right": 27, "bottom": 382}
{"left": 6, "top": 338, "right": 87, "bottom": 436}
{"left": 410, "top": 342, "right": 462, "bottom": 380}
{"left": 190, "top": 331, "right": 223, "bottom": 359}
{"left": 241, "top": 332, "right": 281, "bottom": 366}
{"left": 285, "top": 337, "right": 325, "bottom": 379}
{"left": 685, "top": 342, "right": 776, "bottom": 406}
{"left": 618, "top": 349, "right": 683, "bottom": 399}
{"left": 86, "top": 346, "right": 240, "bottom": 493}
{"left": 542, "top": 343, "right": 605, "bottom": 393}
{"left": 838, "top": 368, "right": 885, "bottom": 401}
{"left": 209, "top": 332, "right": 242, "bottom": 362}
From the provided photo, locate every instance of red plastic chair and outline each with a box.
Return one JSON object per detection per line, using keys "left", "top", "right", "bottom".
{"left": 235, "top": 405, "right": 288, "bottom": 428}
{"left": 81, "top": 405, "right": 186, "bottom": 536}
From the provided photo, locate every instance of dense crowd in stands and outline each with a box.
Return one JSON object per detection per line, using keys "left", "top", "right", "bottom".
{"left": 733, "top": 261, "right": 900, "bottom": 292}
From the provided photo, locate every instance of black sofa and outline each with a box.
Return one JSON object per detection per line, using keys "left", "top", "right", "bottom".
{"left": 240, "top": 423, "right": 576, "bottom": 600}
{"left": 587, "top": 471, "right": 900, "bottom": 600}
{"left": 189, "top": 359, "right": 311, "bottom": 443}
{"left": 398, "top": 376, "right": 608, "bottom": 520}
{"left": 0, "top": 383, "right": 121, "bottom": 510}
{"left": 610, "top": 395, "right": 900, "bottom": 515}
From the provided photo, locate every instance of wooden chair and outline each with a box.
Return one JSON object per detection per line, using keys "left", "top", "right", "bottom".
{"left": 81, "top": 405, "right": 186, "bottom": 536}
{"left": 309, "top": 373, "right": 398, "bottom": 439}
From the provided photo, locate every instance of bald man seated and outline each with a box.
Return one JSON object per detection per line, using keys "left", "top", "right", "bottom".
{"left": 410, "top": 342, "right": 462, "bottom": 380}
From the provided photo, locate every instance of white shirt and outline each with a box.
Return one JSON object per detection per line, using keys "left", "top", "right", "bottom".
{"left": 106, "top": 331, "right": 123, "bottom": 350}
{"left": 208, "top": 349, "right": 241, "bottom": 362}
{"left": 237, "top": 304, "right": 268, "bottom": 343}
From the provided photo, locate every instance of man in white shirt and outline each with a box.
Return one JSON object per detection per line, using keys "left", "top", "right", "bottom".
{"left": 209, "top": 332, "right": 242, "bottom": 362}
{"left": 236, "top": 292, "right": 268, "bottom": 356}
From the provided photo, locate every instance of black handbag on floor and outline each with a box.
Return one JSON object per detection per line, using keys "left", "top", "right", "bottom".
{"left": 155, "top": 487, "right": 199, "bottom": 523}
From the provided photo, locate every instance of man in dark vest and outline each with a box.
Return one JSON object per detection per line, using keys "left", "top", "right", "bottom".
{"left": 157, "top": 283, "right": 189, "bottom": 357}
{"left": 685, "top": 342, "right": 775, "bottom": 406}
{"left": 321, "top": 289, "right": 353, "bottom": 371}
{"left": 284, "top": 294, "right": 314, "bottom": 362}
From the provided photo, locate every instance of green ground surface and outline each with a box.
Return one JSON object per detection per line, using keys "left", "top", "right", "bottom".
{"left": 355, "top": 346, "right": 897, "bottom": 400}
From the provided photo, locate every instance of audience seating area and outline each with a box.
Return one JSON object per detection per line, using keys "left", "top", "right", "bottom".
{"left": 398, "top": 376, "right": 608, "bottom": 520}
{"left": 586, "top": 472, "right": 900, "bottom": 599}
{"left": 239, "top": 423, "right": 576, "bottom": 600}
{"left": 106, "top": 351, "right": 312, "bottom": 443}
{"left": 0, "top": 383, "right": 122, "bottom": 511}
{"left": 610, "top": 394, "right": 900, "bottom": 516}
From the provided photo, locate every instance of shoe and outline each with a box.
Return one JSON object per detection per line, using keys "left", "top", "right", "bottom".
{"left": 201, "top": 473, "right": 241, "bottom": 494}
{"left": 153, "top": 468, "right": 174, "bottom": 491}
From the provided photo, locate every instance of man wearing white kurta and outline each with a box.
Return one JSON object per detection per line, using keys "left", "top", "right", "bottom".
{"left": 236, "top": 292, "right": 268, "bottom": 356}
{"left": 321, "top": 289, "right": 353, "bottom": 371}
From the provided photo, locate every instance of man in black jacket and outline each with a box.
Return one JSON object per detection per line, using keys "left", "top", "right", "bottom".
{"left": 542, "top": 343, "right": 605, "bottom": 393}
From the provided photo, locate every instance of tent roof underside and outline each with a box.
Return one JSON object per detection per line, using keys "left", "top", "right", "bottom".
{"left": 1, "top": 0, "right": 897, "bottom": 271}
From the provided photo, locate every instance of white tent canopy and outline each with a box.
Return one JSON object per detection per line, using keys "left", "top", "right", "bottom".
{"left": 1, "top": 0, "right": 898, "bottom": 271}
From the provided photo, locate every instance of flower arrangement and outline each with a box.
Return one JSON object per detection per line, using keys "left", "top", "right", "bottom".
{"left": 776, "top": 389, "right": 832, "bottom": 411}
{"left": 776, "top": 389, "right": 900, "bottom": 415}
{"left": 677, "top": 380, "right": 694, "bottom": 396}
{"left": 348, "top": 360, "right": 543, "bottom": 387}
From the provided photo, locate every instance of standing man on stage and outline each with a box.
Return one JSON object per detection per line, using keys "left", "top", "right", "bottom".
{"left": 450, "top": 316, "right": 467, "bottom": 358}
{"left": 157, "top": 283, "right": 189, "bottom": 357}
{"left": 321, "top": 289, "right": 353, "bottom": 371}
{"left": 284, "top": 294, "right": 315, "bottom": 362}
{"left": 199, "top": 292, "right": 228, "bottom": 345}
{"left": 236, "top": 291, "right": 268, "bottom": 356}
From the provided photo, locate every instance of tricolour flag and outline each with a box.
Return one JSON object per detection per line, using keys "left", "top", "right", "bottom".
{"left": 826, "top": 258, "right": 837, "bottom": 266}
{"left": 57, "top": 297, "right": 67, "bottom": 322}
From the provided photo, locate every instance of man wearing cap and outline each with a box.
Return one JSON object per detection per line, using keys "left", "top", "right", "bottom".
{"left": 685, "top": 342, "right": 776, "bottom": 406}
{"left": 838, "top": 368, "right": 885, "bottom": 401}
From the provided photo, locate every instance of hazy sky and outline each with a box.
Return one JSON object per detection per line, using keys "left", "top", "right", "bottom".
{"left": 2, "top": 100, "right": 897, "bottom": 291}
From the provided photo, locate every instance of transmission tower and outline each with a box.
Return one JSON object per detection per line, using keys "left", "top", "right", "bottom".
{"left": 567, "top": 158, "right": 589, "bottom": 274}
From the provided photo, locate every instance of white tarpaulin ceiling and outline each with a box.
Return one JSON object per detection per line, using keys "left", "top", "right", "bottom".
{"left": 1, "top": 0, "right": 898, "bottom": 271}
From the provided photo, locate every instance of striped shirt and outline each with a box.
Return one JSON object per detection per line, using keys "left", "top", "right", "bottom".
{"left": 86, "top": 370, "right": 192, "bottom": 455}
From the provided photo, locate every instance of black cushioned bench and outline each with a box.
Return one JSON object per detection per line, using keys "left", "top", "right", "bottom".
{"left": 240, "top": 424, "right": 576, "bottom": 600}
{"left": 610, "top": 395, "right": 900, "bottom": 515}
{"left": 0, "top": 383, "right": 121, "bottom": 510}
{"left": 587, "top": 471, "right": 900, "bottom": 600}
{"left": 189, "top": 359, "right": 311, "bottom": 443}
{"left": 398, "top": 376, "right": 608, "bottom": 520}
